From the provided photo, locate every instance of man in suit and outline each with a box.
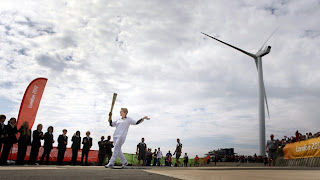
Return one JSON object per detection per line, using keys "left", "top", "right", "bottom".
{"left": 98, "top": 136, "right": 106, "bottom": 166}
{"left": 81, "top": 131, "right": 92, "bottom": 166}
{"left": 57, "top": 129, "right": 68, "bottom": 165}
{"left": 0, "top": 114, "right": 6, "bottom": 157}
{"left": 71, "top": 131, "right": 81, "bottom": 166}
{"left": 105, "top": 135, "right": 113, "bottom": 165}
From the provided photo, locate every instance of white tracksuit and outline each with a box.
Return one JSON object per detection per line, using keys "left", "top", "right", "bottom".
{"left": 107, "top": 117, "right": 143, "bottom": 166}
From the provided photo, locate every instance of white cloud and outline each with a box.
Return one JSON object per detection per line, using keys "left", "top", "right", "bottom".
{"left": 0, "top": 0, "right": 320, "bottom": 157}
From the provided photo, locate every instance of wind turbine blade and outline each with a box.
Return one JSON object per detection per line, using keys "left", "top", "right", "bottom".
{"left": 254, "top": 60, "right": 270, "bottom": 119}
{"left": 201, "top": 32, "right": 256, "bottom": 58}
{"left": 263, "top": 82, "right": 270, "bottom": 119}
{"left": 254, "top": 59, "right": 258, "bottom": 69}
{"left": 258, "top": 26, "right": 279, "bottom": 52}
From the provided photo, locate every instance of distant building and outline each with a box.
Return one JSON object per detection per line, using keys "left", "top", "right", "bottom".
{"left": 206, "top": 148, "right": 236, "bottom": 162}
{"left": 207, "top": 148, "right": 235, "bottom": 156}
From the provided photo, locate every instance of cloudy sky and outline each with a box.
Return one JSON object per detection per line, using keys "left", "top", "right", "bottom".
{"left": 1, "top": 0, "right": 320, "bottom": 157}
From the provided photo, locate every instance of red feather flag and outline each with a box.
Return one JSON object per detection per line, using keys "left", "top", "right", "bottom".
{"left": 16, "top": 78, "right": 48, "bottom": 129}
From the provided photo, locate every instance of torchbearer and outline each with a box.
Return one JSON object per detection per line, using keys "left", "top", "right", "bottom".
{"left": 105, "top": 108, "right": 150, "bottom": 168}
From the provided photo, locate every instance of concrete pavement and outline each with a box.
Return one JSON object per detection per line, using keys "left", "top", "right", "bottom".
{"left": 1, "top": 165, "right": 320, "bottom": 180}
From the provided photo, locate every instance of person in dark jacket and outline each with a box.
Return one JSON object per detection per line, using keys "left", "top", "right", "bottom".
{"left": 16, "top": 121, "right": 31, "bottom": 165}
{"left": 39, "top": 126, "right": 54, "bottom": 165}
{"left": 71, "top": 131, "right": 81, "bottom": 166}
{"left": 153, "top": 149, "right": 157, "bottom": 166}
{"left": 146, "top": 148, "right": 152, "bottom": 166}
{"left": 0, "top": 117, "right": 17, "bottom": 165}
{"left": 29, "top": 124, "right": 44, "bottom": 165}
{"left": 105, "top": 135, "right": 113, "bottom": 165}
{"left": 57, "top": 129, "right": 68, "bottom": 165}
{"left": 0, "top": 114, "right": 6, "bottom": 157}
{"left": 81, "top": 131, "right": 92, "bottom": 166}
{"left": 98, "top": 136, "right": 106, "bottom": 166}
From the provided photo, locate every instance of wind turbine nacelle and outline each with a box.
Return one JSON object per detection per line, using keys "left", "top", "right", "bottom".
{"left": 256, "top": 46, "right": 271, "bottom": 57}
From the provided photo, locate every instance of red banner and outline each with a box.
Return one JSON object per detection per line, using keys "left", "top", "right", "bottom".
{"left": 8, "top": 144, "right": 99, "bottom": 162}
{"left": 16, "top": 78, "right": 48, "bottom": 129}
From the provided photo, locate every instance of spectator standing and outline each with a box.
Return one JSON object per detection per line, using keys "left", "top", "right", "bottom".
{"left": 157, "top": 147, "right": 163, "bottom": 166}
{"left": 207, "top": 155, "right": 210, "bottom": 164}
{"left": 0, "top": 114, "right": 6, "bottom": 157}
{"left": 263, "top": 156, "right": 268, "bottom": 166}
{"left": 146, "top": 148, "right": 152, "bottom": 166}
{"left": 153, "top": 149, "right": 157, "bottom": 166}
{"left": 0, "top": 117, "right": 17, "bottom": 165}
{"left": 81, "top": 131, "right": 92, "bottom": 166}
{"left": 295, "top": 130, "right": 300, "bottom": 142}
{"left": 266, "top": 134, "right": 278, "bottom": 166}
{"left": 173, "top": 138, "right": 182, "bottom": 167}
{"left": 166, "top": 151, "right": 172, "bottom": 166}
{"left": 105, "top": 135, "right": 113, "bottom": 165}
{"left": 16, "top": 121, "right": 31, "bottom": 165}
{"left": 183, "top": 153, "right": 189, "bottom": 167}
{"left": 98, "top": 136, "right": 106, "bottom": 166}
{"left": 71, "top": 131, "right": 81, "bottom": 166}
{"left": 136, "top": 137, "right": 147, "bottom": 166}
{"left": 194, "top": 155, "right": 199, "bottom": 166}
{"left": 57, "top": 129, "right": 68, "bottom": 165}
{"left": 29, "top": 124, "right": 44, "bottom": 165}
{"left": 39, "top": 126, "right": 54, "bottom": 165}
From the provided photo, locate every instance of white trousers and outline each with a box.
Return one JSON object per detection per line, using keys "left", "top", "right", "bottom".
{"left": 108, "top": 136, "right": 127, "bottom": 165}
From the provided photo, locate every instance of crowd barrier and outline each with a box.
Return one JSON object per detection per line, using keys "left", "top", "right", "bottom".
{"left": 275, "top": 137, "right": 320, "bottom": 167}
{"left": 276, "top": 157, "right": 320, "bottom": 167}
{"left": 283, "top": 137, "right": 320, "bottom": 159}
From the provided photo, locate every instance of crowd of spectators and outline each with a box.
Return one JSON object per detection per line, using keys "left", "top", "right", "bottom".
{"left": 276, "top": 130, "right": 320, "bottom": 148}
{"left": 210, "top": 154, "right": 264, "bottom": 163}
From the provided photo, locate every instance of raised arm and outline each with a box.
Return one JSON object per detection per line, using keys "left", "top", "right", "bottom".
{"left": 108, "top": 112, "right": 117, "bottom": 127}
{"left": 131, "top": 116, "right": 150, "bottom": 125}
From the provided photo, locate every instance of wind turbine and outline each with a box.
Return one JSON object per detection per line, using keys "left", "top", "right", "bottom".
{"left": 201, "top": 28, "right": 278, "bottom": 157}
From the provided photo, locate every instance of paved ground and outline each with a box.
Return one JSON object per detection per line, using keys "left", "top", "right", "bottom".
{"left": 1, "top": 166, "right": 320, "bottom": 180}
{"left": 0, "top": 166, "right": 178, "bottom": 180}
{"left": 146, "top": 166, "right": 320, "bottom": 180}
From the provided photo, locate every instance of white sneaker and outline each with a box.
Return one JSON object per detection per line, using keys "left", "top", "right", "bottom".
{"left": 105, "top": 164, "right": 114, "bottom": 168}
{"left": 121, "top": 162, "right": 128, "bottom": 168}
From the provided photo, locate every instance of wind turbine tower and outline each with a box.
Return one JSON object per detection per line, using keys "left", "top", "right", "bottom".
{"left": 202, "top": 29, "right": 278, "bottom": 157}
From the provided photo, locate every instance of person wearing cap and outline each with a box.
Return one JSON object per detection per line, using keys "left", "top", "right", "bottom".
{"left": 105, "top": 108, "right": 150, "bottom": 168}
{"left": 266, "top": 134, "right": 278, "bottom": 166}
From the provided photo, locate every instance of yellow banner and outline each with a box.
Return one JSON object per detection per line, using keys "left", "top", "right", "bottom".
{"left": 283, "top": 137, "right": 320, "bottom": 159}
